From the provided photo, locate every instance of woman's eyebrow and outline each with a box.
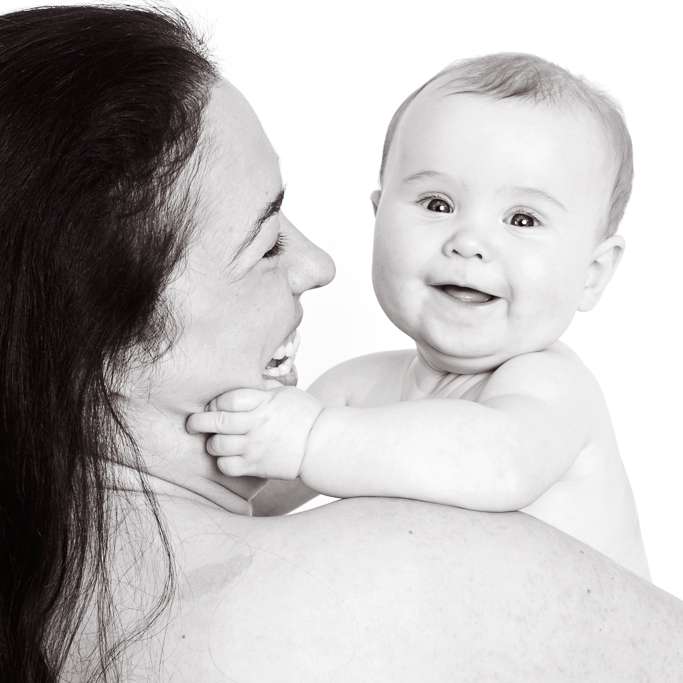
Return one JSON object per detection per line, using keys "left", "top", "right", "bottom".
{"left": 230, "top": 187, "right": 285, "bottom": 263}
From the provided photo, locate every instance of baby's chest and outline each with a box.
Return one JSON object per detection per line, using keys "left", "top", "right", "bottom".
{"left": 347, "top": 353, "right": 414, "bottom": 408}
{"left": 353, "top": 365, "right": 493, "bottom": 407}
{"left": 352, "top": 376, "right": 406, "bottom": 408}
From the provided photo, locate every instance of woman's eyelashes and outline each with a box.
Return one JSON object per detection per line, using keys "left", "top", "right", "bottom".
{"left": 263, "top": 232, "right": 288, "bottom": 259}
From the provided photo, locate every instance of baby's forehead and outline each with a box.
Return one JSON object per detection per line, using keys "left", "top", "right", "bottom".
{"left": 390, "top": 88, "right": 616, "bottom": 176}
{"left": 411, "top": 85, "right": 604, "bottom": 138}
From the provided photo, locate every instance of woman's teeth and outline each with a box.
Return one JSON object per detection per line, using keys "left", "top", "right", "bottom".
{"left": 264, "top": 329, "right": 301, "bottom": 378}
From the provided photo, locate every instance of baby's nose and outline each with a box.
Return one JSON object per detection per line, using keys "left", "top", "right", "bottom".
{"left": 443, "top": 223, "right": 491, "bottom": 261}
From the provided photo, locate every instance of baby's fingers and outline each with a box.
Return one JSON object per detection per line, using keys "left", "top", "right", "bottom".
{"left": 206, "top": 434, "right": 248, "bottom": 457}
{"left": 209, "top": 388, "right": 269, "bottom": 412}
{"left": 186, "top": 410, "right": 252, "bottom": 436}
{"left": 215, "top": 456, "right": 250, "bottom": 478}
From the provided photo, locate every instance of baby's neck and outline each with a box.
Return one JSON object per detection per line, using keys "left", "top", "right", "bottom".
{"left": 401, "top": 350, "right": 490, "bottom": 401}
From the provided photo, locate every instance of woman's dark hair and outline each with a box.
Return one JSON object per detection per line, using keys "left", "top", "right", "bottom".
{"left": 0, "top": 5, "right": 217, "bottom": 681}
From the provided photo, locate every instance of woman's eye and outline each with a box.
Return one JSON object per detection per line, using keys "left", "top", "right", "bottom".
{"left": 263, "top": 233, "right": 287, "bottom": 259}
{"left": 425, "top": 198, "right": 453, "bottom": 213}
{"left": 509, "top": 212, "right": 537, "bottom": 228}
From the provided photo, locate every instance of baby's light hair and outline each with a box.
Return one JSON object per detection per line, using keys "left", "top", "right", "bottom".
{"left": 379, "top": 53, "right": 633, "bottom": 238}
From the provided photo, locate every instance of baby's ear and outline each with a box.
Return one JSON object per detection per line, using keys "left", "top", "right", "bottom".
{"left": 370, "top": 190, "right": 381, "bottom": 216}
{"left": 578, "top": 234, "right": 625, "bottom": 312}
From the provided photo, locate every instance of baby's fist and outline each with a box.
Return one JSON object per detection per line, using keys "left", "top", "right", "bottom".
{"left": 189, "top": 386, "right": 324, "bottom": 481}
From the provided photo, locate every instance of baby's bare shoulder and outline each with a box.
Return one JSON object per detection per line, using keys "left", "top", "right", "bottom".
{"left": 308, "top": 350, "right": 415, "bottom": 407}
{"left": 481, "top": 341, "right": 603, "bottom": 407}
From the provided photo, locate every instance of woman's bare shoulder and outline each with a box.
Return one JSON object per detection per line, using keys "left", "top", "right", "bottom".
{"left": 165, "top": 498, "right": 683, "bottom": 681}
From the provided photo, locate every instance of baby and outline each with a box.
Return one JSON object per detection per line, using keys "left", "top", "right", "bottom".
{"left": 188, "top": 54, "right": 649, "bottom": 578}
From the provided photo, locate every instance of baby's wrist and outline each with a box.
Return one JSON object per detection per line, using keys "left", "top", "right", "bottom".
{"left": 298, "top": 404, "right": 326, "bottom": 478}
{"left": 298, "top": 406, "right": 350, "bottom": 496}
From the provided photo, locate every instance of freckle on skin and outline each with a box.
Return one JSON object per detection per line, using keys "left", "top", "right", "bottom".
{"left": 408, "top": 530, "right": 413, "bottom": 534}
{"left": 587, "top": 589, "right": 591, "bottom": 594}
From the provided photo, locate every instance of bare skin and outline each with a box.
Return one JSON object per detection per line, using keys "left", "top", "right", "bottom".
{"left": 305, "top": 343, "right": 648, "bottom": 577}
{"left": 101, "top": 80, "right": 683, "bottom": 681}
{"left": 189, "top": 91, "right": 647, "bottom": 578}
{"left": 106, "top": 477, "right": 683, "bottom": 682}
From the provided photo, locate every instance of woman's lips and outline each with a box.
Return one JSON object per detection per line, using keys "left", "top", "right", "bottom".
{"left": 437, "top": 284, "right": 497, "bottom": 304}
{"left": 263, "top": 329, "right": 300, "bottom": 385}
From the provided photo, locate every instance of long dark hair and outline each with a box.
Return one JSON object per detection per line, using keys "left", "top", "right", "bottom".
{"left": 0, "top": 6, "right": 216, "bottom": 681}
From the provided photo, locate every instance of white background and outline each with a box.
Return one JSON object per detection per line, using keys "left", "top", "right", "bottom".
{"left": 4, "top": 0, "right": 682, "bottom": 599}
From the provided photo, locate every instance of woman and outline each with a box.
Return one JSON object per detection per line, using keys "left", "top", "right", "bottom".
{"left": 0, "top": 6, "right": 681, "bottom": 682}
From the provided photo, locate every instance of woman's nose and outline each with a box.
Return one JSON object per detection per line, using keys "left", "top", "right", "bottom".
{"left": 282, "top": 216, "right": 336, "bottom": 295}
{"left": 442, "top": 221, "right": 491, "bottom": 261}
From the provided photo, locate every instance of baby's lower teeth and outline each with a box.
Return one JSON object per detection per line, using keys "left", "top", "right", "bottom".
{"left": 264, "top": 354, "right": 296, "bottom": 377}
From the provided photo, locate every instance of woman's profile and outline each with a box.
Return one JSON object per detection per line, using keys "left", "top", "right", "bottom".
{"left": 0, "top": 6, "right": 681, "bottom": 682}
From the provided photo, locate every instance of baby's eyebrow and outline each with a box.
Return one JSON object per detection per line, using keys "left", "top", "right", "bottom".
{"left": 510, "top": 186, "right": 567, "bottom": 212}
{"left": 402, "top": 170, "right": 447, "bottom": 184}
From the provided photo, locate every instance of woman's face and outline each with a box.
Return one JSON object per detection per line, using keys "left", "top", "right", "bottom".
{"left": 146, "top": 80, "right": 335, "bottom": 420}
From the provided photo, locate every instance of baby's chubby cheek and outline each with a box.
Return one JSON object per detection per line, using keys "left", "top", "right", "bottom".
{"left": 371, "top": 250, "right": 414, "bottom": 325}
{"left": 372, "top": 221, "right": 422, "bottom": 293}
{"left": 511, "top": 273, "right": 584, "bottom": 348}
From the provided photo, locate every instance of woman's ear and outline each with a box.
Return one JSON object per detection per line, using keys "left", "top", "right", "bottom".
{"left": 578, "top": 234, "right": 626, "bottom": 312}
{"left": 370, "top": 190, "right": 381, "bottom": 216}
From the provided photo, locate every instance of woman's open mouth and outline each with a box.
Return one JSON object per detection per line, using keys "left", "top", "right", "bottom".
{"left": 436, "top": 284, "right": 498, "bottom": 304}
{"left": 263, "top": 329, "right": 300, "bottom": 385}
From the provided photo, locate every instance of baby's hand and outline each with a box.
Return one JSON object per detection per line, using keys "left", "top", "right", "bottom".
{"left": 186, "top": 385, "right": 324, "bottom": 480}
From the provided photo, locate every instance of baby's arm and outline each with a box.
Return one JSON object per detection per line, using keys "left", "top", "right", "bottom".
{"left": 303, "top": 346, "right": 596, "bottom": 510}
{"left": 188, "top": 346, "right": 597, "bottom": 512}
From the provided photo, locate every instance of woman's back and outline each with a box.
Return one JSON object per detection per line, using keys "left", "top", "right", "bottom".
{"left": 105, "top": 485, "right": 683, "bottom": 682}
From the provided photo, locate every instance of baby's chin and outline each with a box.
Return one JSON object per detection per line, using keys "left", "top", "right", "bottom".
{"left": 416, "top": 341, "right": 511, "bottom": 376}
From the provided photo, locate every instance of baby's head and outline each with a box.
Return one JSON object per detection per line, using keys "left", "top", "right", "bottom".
{"left": 371, "top": 53, "right": 631, "bottom": 374}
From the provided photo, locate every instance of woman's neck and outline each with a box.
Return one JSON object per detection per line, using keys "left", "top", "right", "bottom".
{"left": 119, "top": 396, "right": 267, "bottom": 515}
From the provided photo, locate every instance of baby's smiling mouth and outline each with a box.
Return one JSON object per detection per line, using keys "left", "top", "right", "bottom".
{"left": 436, "top": 284, "right": 498, "bottom": 304}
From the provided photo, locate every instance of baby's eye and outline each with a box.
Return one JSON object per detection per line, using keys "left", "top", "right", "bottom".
{"left": 424, "top": 198, "right": 453, "bottom": 213}
{"left": 509, "top": 212, "right": 538, "bottom": 228}
{"left": 263, "top": 233, "right": 288, "bottom": 259}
